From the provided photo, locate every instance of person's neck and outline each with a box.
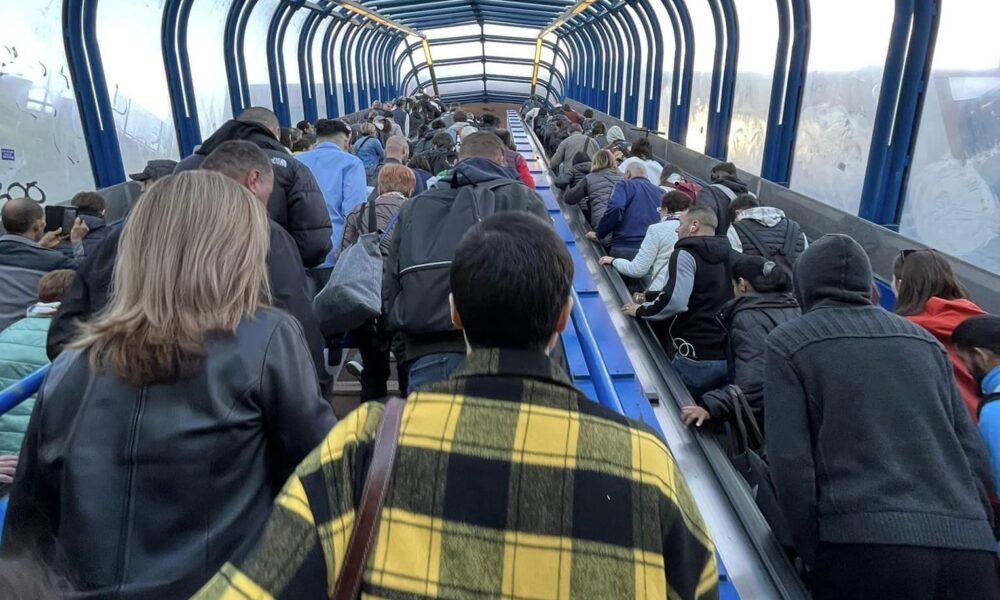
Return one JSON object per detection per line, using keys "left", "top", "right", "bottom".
{"left": 983, "top": 365, "right": 1000, "bottom": 395}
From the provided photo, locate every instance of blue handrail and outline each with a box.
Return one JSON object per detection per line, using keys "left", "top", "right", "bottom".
{"left": 568, "top": 289, "right": 625, "bottom": 415}
{"left": 0, "top": 365, "right": 50, "bottom": 417}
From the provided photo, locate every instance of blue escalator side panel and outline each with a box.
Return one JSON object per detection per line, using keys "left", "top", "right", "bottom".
{"left": 506, "top": 109, "right": 663, "bottom": 439}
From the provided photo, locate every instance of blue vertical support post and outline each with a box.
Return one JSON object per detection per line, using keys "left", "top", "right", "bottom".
{"left": 858, "top": 0, "right": 941, "bottom": 227}
{"left": 267, "top": 0, "right": 299, "bottom": 127}
{"left": 614, "top": 10, "right": 640, "bottom": 124}
{"left": 322, "top": 17, "right": 348, "bottom": 117}
{"left": 63, "top": 0, "right": 126, "bottom": 187}
{"left": 668, "top": 0, "right": 695, "bottom": 143}
{"left": 634, "top": 0, "right": 663, "bottom": 130}
{"left": 704, "top": 0, "right": 738, "bottom": 159}
{"left": 339, "top": 23, "right": 359, "bottom": 114}
{"left": 162, "top": 0, "right": 202, "bottom": 157}
{"left": 298, "top": 3, "right": 328, "bottom": 124}
{"left": 225, "top": 0, "right": 258, "bottom": 116}
{"left": 595, "top": 20, "right": 620, "bottom": 117}
{"left": 760, "top": 0, "right": 810, "bottom": 186}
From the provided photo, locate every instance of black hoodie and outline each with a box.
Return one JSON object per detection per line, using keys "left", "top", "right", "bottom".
{"left": 175, "top": 120, "right": 332, "bottom": 269}
{"left": 765, "top": 234, "right": 996, "bottom": 565}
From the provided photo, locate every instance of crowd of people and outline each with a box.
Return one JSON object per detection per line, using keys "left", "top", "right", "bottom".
{"left": 0, "top": 92, "right": 995, "bottom": 600}
{"left": 531, "top": 101, "right": 1000, "bottom": 598}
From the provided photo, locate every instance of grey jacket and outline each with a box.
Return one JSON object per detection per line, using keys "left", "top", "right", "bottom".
{"left": 765, "top": 234, "right": 996, "bottom": 566}
{"left": 733, "top": 207, "right": 806, "bottom": 261}
{"left": 4, "top": 308, "right": 335, "bottom": 599}
{"left": 550, "top": 133, "right": 600, "bottom": 173}
{"left": 0, "top": 235, "right": 77, "bottom": 332}
{"left": 563, "top": 169, "right": 624, "bottom": 230}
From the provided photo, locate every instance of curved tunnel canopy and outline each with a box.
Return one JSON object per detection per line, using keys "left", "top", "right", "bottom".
{"left": 1, "top": 0, "right": 998, "bottom": 273}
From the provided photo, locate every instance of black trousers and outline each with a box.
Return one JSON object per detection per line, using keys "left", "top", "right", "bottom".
{"left": 350, "top": 319, "right": 391, "bottom": 402}
{"left": 811, "top": 542, "right": 1000, "bottom": 600}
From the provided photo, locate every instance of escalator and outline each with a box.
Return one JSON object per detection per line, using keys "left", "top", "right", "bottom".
{"left": 506, "top": 109, "right": 809, "bottom": 600}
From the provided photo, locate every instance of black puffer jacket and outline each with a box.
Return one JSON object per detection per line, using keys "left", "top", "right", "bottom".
{"left": 5, "top": 309, "right": 335, "bottom": 599}
{"left": 175, "top": 120, "right": 332, "bottom": 268}
{"left": 700, "top": 293, "right": 800, "bottom": 424}
{"left": 732, "top": 206, "right": 806, "bottom": 262}
{"left": 563, "top": 169, "right": 623, "bottom": 230}
{"left": 695, "top": 176, "right": 749, "bottom": 234}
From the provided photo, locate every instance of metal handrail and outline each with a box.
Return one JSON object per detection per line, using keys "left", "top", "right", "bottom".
{"left": 568, "top": 288, "right": 625, "bottom": 415}
{"left": 0, "top": 365, "right": 50, "bottom": 416}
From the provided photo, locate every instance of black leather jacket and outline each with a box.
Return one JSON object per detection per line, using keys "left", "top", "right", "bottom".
{"left": 3, "top": 309, "right": 335, "bottom": 599}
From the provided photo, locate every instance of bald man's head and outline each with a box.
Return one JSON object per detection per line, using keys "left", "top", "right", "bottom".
{"left": 238, "top": 107, "right": 281, "bottom": 139}
{"left": 385, "top": 135, "right": 409, "bottom": 161}
{"left": 1, "top": 197, "right": 44, "bottom": 239}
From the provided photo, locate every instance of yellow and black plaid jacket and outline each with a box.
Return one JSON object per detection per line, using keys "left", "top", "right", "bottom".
{"left": 194, "top": 348, "right": 718, "bottom": 599}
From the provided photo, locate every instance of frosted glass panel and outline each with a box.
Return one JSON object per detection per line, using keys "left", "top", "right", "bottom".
{"left": 97, "top": 0, "right": 179, "bottom": 174}
{"left": 647, "top": 0, "right": 674, "bottom": 134}
{"left": 189, "top": 0, "right": 232, "bottom": 138}
{"left": 728, "top": 0, "right": 778, "bottom": 174}
{"left": 899, "top": 2, "right": 1000, "bottom": 274}
{"left": 0, "top": 1, "right": 95, "bottom": 201}
{"left": 789, "top": 0, "right": 893, "bottom": 215}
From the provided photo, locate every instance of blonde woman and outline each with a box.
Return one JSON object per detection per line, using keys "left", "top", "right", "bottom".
{"left": 563, "top": 149, "right": 623, "bottom": 230}
{"left": 3, "top": 171, "right": 335, "bottom": 599}
{"left": 353, "top": 121, "right": 384, "bottom": 171}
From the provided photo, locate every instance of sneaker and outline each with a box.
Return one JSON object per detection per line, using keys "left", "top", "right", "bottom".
{"left": 345, "top": 360, "right": 364, "bottom": 381}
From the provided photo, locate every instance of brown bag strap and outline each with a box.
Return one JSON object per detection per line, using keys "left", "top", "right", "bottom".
{"left": 331, "top": 397, "right": 406, "bottom": 600}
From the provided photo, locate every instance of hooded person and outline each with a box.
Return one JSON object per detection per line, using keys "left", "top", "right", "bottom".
{"left": 952, "top": 315, "right": 1000, "bottom": 496}
{"left": 173, "top": 107, "right": 332, "bottom": 269}
{"left": 696, "top": 161, "right": 751, "bottom": 236}
{"left": 729, "top": 194, "right": 808, "bottom": 271}
{"left": 603, "top": 125, "right": 630, "bottom": 161}
{"left": 764, "top": 234, "right": 999, "bottom": 599}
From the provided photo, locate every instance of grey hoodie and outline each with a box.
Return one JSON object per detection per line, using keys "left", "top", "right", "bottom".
{"left": 765, "top": 234, "right": 996, "bottom": 565}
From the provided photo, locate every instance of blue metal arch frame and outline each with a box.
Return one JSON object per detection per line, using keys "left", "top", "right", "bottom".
{"left": 267, "top": 0, "right": 301, "bottom": 127}
{"left": 632, "top": 0, "right": 662, "bottom": 130}
{"left": 858, "top": 0, "right": 942, "bottom": 227}
{"left": 759, "top": 0, "right": 810, "bottom": 186}
{"left": 63, "top": 0, "right": 126, "bottom": 187}
{"left": 298, "top": 3, "right": 332, "bottom": 123}
{"left": 224, "top": 0, "right": 258, "bottom": 117}
{"left": 339, "top": 23, "right": 361, "bottom": 113}
{"left": 613, "top": 10, "right": 639, "bottom": 123}
{"left": 322, "top": 17, "right": 350, "bottom": 116}
{"left": 705, "top": 0, "right": 738, "bottom": 159}
{"left": 162, "top": 0, "right": 201, "bottom": 157}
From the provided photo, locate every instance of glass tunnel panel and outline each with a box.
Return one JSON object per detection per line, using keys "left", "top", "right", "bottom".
{"left": 647, "top": 0, "right": 675, "bottom": 135}
{"left": 484, "top": 62, "right": 533, "bottom": 79}
{"left": 627, "top": 8, "right": 648, "bottom": 129}
{"left": 188, "top": 0, "right": 233, "bottom": 139}
{"left": 245, "top": 0, "right": 281, "bottom": 109}
{"left": 788, "top": 0, "right": 893, "bottom": 217}
{"left": 728, "top": 0, "right": 778, "bottom": 175}
{"left": 482, "top": 24, "right": 537, "bottom": 39}
{"left": 96, "top": 0, "right": 179, "bottom": 174}
{"left": 483, "top": 41, "right": 535, "bottom": 60}
{"left": 899, "top": 1, "right": 1000, "bottom": 275}
{"left": 0, "top": 1, "right": 96, "bottom": 201}
{"left": 424, "top": 25, "right": 483, "bottom": 40}
{"left": 685, "top": 0, "right": 715, "bottom": 153}
{"left": 282, "top": 8, "right": 309, "bottom": 125}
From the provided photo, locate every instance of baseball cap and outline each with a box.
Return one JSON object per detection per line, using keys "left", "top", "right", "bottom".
{"left": 129, "top": 159, "right": 178, "bottom": 182}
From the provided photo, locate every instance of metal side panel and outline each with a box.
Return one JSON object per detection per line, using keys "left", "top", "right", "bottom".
{"left": 508, "top": 110, "right": 808, "bottom": 600}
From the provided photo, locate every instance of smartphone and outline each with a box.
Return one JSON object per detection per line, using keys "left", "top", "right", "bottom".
{"left": 44, "top": 206, "right": 78, "bottom": 233}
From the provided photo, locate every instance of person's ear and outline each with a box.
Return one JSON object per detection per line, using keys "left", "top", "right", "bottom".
{"left": 555, "top": 295, "right": 573, "bottom": 334}
{"left": 449, "top": 293, "right": 463, "bottom": 331}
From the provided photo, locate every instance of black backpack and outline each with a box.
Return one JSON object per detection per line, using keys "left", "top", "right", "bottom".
{"left": 389, "top": 177, "right": 520, "bottom": 336}
{"left": 734, "top": 218, "right": 803, "bottom": 278}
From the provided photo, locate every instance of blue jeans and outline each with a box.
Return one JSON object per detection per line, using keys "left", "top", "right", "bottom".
{"left": 671, "top": 354, "right": 727, "bottom": 399}
{"left": 406, "top": 352, "right": 465, "bottom": 394}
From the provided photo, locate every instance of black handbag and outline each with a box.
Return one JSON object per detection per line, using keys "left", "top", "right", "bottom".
{"left": 726, "top": 385, "right": 796, "bottom": 550}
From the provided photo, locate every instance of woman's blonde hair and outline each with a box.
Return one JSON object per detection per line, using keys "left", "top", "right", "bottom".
{"left": 591, "top": 149, "right": 617, "bottom": 172}
{"left": 361, "top": 122, "right": 377, "bottom": 136}
{"left": 72, "top": 170, "right": 271, "bottom": 385}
